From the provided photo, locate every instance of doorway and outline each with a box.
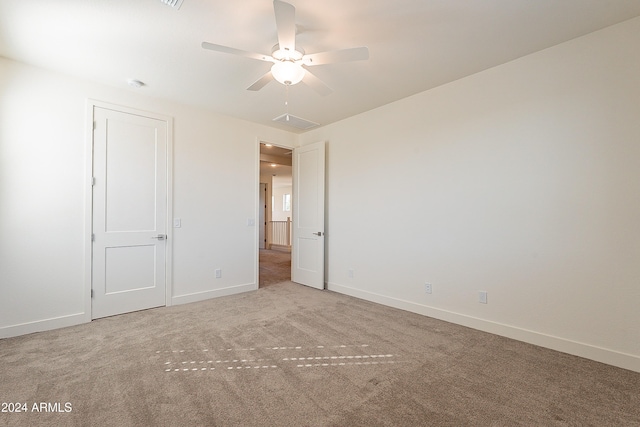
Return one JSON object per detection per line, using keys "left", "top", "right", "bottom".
{"left": 258, "top": 142, "right": 292, "bottom": 287}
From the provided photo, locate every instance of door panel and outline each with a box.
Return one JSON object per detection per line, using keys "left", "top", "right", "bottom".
{"left": 297, "top": 237, "right": 319, "bottom": 271}
{"left": 297, "top": 149, "right": 319, "bottom": 228}
{"left": 92, "top": 107, "right": 167, "bottom": 319}
{"left": 104, "top": 246, "right": 157, "bottom": 294}
{"left": 105, "top": 119, "right": 158, "bottom": 232}
{"left": 292, "top": 141, "right": 325, "bottom": 289}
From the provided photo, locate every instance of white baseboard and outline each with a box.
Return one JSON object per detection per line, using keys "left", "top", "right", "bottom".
{"left": 327, "top": 282, "right": 640, "bottom": 373}
{"left": 0, "top": 312, "right": 89, "bottom": 339}
{"left": 171, "top": 283, "right": 257, "bottom": 306}
{"left": 1, "top": 284, "right": 258, "bottom": 339}
{"left": 0, "top": 284, "right": 258, "bottom": 339}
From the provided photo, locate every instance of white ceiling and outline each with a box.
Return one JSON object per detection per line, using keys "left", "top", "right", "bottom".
{"left": 1, "top": 0, "right": 639, "bottom": 133}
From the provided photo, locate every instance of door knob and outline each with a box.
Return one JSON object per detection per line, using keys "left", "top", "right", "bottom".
{"left": 313, "top": 232, "right": 324, "bottom": 236}
{"left": 151, "top": 234, "right": 167, "bottom": 240}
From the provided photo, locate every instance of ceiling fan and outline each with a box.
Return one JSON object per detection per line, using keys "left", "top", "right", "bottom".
{"left": 201, "top": 0, "right": 369, "bottom": 96}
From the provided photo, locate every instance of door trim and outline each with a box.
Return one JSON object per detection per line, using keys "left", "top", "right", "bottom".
{"left": 255, "top": 138, "right": 295, "bottom": 288}
{"left": 84, "top": 100, "right": 174, "bottom": 319}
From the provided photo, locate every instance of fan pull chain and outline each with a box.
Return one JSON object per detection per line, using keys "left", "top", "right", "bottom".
{"left": 285, "top": 84, "right": 290, "bottom": 121}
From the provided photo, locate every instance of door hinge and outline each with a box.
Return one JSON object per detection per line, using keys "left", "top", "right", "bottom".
{"left": 91, "top": 177, "right": 96, "bottom": 186}
{"left": 93, "top": 121, "right": 97, "bottom": 130}
{"left": 91, "top": 289, "right": 94, "bottom": 298}
{"left": 91, "top": 233, "right": 95, "bottom": 242}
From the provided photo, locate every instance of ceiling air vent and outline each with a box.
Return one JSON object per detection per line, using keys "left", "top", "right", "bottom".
{"left": 160, "top": 0, "right": 184, "bottom": 9}
{"left": 272, "top": 114, "right": 320, "bottom": 130}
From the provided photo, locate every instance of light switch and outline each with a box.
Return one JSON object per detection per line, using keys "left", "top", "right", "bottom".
{"left": 173, "top": 218, "right": 182, "bottom": 228}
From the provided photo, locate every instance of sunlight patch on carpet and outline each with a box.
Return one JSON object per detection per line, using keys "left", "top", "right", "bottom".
{"left": 156, "top": 344, "right": 404, "bottom": 373}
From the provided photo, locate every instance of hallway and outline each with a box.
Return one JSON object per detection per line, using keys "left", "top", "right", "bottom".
{"left": 258, "top": 249, "right": 291, "bottom": 287}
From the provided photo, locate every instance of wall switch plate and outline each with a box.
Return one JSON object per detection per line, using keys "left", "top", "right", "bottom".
{"left": 479, "top": 291, "right": 488, "bottom": 304}
{"left": 425, "top": 283, "right": 432, "bottom": 294}
{"left": 215, "top": 269, "right": 222, "bottom": 279}
{"left": 247, "top": 219, "right": 255, "bottom": 226}
{"left": 173, "top": 218, "right": 181, "bottom": 228}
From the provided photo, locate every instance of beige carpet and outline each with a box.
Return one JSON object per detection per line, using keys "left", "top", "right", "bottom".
{"left": 1, "top": 281, "right": 639, "bottom": 426}
{"left": 259, "top": 249, "right": 291, "bottom": 287}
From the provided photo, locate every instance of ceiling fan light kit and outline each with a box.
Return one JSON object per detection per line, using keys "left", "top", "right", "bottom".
{"left": 271, "top": 61, "right": 305, "bottom": 85}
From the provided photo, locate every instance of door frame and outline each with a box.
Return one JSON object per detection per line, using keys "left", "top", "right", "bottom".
{"left": 255, "top": 138, "right": 326, "bottom": 289}
{"left": 259, "top": 183, "right": 267, "bottom": 250}
{"left": 255, "top": 139, "right": 292, "bottom": 288}
{"left": 84, "top": 99, "right": 174, "bottom": 320}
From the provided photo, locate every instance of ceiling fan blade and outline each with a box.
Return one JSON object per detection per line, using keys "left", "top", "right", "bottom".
{"left": 273, "top": 0, "right": 296, "bottom": 52}
{"left": 201, "top": 42, "right": 274, "bottom": 62}
{"left": 247, "top": 71, "right": 274, "bottom": 91}
{"left": 301, "top": 69, "right": 332, "bottom": 96}
{"left": 302, "top": 46, "right": 369, "bottom": 66}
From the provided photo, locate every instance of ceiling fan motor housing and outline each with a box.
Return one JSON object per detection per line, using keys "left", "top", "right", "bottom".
{"left": 271, "top": 44, "right": 304, "bottom": 61}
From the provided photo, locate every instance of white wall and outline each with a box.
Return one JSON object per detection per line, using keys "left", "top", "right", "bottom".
{"left": 0, "top": 57, "right": 296, "bottom": 337}
{"left": 300, "top": 17, "right": 640, "bottom": 372}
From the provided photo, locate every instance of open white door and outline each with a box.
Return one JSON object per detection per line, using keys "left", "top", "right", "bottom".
{"left": 291, "top": 141, "right": 325, "bottom": 289}
{"left": 91, "top": 106, "right": 168, "bottom": 319}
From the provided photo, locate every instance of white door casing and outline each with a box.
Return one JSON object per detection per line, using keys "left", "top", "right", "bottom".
{"left": 259, "top": 183, "right": 266, "bottom": 249}
{"left": 91, "top": 105, "right": 170, "bottom": 319}
{"left": 291, "top": 141, "right": 325, "bottom": 289}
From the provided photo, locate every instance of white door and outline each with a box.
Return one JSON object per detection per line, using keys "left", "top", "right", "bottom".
{"left": 92, "top": 106, "right": 168, "bottom": 319}
{"left": 291, "top": 141, "right": 325, "bottom": 289}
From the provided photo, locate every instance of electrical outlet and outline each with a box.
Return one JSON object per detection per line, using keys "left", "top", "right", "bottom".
{"left": 478, "top": 291, "right": 488, "bottom": 304}
{"left": 215, "top": 269, "right": 222, "bottom": 279}
{"left": 425, "top": 283, "right": 432, "bottom": 294}
{"left": 348, "top": 268, "right": 354, "bottom": 278}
